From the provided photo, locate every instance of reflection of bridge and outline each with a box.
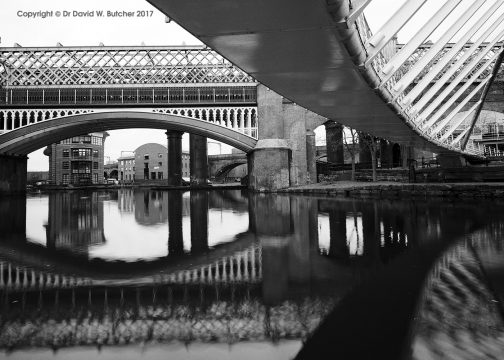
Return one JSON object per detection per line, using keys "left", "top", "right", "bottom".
{"left": 0, "top": 244, "right": 261, "bottom": 290}
{"left": 148, "top": 0, "right": 504, "bottom": 163}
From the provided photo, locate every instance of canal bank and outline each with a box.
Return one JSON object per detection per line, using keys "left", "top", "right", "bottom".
{"left": 279, "top": 181, "right": 504, "bottom": 198}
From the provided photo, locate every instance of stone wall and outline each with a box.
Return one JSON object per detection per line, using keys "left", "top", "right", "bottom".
{"left": 319, "top": 169, "right": 410, "bottom": 183}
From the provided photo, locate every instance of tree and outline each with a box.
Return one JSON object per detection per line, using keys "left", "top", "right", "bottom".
{"left": 358, "top": 132, "right": 380, "bottom": 182}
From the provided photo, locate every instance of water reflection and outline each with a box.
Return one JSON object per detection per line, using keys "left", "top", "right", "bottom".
{"left": 0, "top": 191, "right": 503, "bottom": 358}
{"left": 45, "top": 192, "right": 105, "bottom": 254}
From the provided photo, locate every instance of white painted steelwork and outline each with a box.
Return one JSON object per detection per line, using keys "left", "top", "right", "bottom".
{"left": 146, "top": 0, "right": 504, "bottom": 157}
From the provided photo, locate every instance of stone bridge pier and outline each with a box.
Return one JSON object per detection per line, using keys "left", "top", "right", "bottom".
{"left": 248, "top": 85, "right": 326, "bottom": 191}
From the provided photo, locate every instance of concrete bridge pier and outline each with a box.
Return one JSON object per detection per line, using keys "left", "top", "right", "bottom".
{"left": 248, "top": 85, "right": 325, "bottom": 191}
{"left": 168, "top": 191, "right": 184, "bottom": 256}
{"left": 248, "top": 139, "right": 292, "bottom": 191}
{"left": 250, "top": 194, "right": 292, "bottom": 304}
{"left": 325, "top": 121, "right": 344, "bottom": 165}
{"left": 166, "top": 131, "right": 183, "bottom": 186}
{"left": 0, "top": 155, "right": 27, "bottom": 195}
{"left": 189, "top": 134, "right": 209, "bottom": 185}
{"left": 329, "top": 209, "right": 348, "bottom": 258}
{"left": 190, "top": 190, "right": 209, "bottom": 253}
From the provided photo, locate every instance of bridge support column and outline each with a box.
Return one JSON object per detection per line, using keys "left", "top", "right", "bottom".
{"left": 380, "top": 140, "right": 393, "bottom": 169}
{"left": 248, "top": 139, "right": 291, "bottom": 192}
{"left": 306, "top": 130, "right": 317, "bottom": 184}
{"left": 189, "top": 134, "right": 209, "bottom": 185}
{"left": 325, "top": 121, "right": 344, "bottom": 165}
{"left": 329, "top": 209, "right": 348, "bottom": 258}
{"left": 359, "top": 133, "right": 372, "bottom": 169}
{"left": 168, "top": 191, "right": 184, "bottom": 256}
{"left": 0, "top": 155, "right": 27, "bottom": 195}
{"left": 190, "top": 190, "right": 208, "bottom": 253}
{"left": 166, "top": 131, "right": 183, "bottom": 186}
{"left": 254, "top": 85, "right": 326, "bottom": 190}
{"left": 251, "top": 194, "right": 291, "bottom": 304}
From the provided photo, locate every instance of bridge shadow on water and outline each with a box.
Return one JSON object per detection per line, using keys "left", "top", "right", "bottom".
{"left": 0, "top": 189, "right": 503, "bottom": 359}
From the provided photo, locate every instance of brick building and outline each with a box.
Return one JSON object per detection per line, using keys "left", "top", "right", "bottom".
{"left": 118, "top": 143, "right": 190, "bottom": 182}
{"left": 44, "top": 132, "right": 108, "bottom": 185}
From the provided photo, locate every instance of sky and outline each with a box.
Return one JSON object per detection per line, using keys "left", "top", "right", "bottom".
{"left": 1, "top": 0, "right": 501, "bottom": 170}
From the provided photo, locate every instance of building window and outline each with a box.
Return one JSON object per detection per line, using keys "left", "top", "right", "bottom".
{"left": 62, "top": 149, "right": 69, "bottom": 158}
{"left": 158, "top": 153, "right": 163, "bottom": 158}
{"left": 158, "top": 162, "right": 162, "bottom": 166}
{"left": 93, "top": 150, "right": 99, "bottom": 158}
{"left": 93, "top": 162, "right": 98, "bottom": 169}
{"left": 92, "top": 136, "right": 102, "bottom": 145}
{"left": 62, "top": 174, "right": 69, "bottom": 184}
{"left": 144, "top": 154, "right": 149, "bottom": 160}
{"left": 93, "top": 173, "right": 98, "bottom": 183}
{"left": 62, "top": 161, "right": 70, "bottom": 170}
{"left": 72, "top": 148, "right": 91, "bottom": 159}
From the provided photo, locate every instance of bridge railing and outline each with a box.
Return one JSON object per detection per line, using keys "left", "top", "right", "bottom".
{"left": 0, "top": 86, "right": 258, "bottom": 107}
{"left": 0, "top": 106, "right": 259, "bottom": 140}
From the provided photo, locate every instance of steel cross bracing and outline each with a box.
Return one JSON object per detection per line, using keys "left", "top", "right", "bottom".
{"left": 0, "top": 46, "right": 256, "bottom": 87}
{"left": 0, "top": 46, "right": 258, "bottom": 107}
{"left": 351, "top": 0, "right": 504, "bottom": 156}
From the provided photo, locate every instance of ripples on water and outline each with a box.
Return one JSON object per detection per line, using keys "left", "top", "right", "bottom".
{"left": 1, "top": 189, "right": 504, "bottom": 359}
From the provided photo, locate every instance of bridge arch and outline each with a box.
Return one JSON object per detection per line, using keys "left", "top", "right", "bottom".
{"left": 215, "top": 161, "right": 247, "bottom": 178}
{"left": 0, "top": 111, "right": 257, "bottom": 155}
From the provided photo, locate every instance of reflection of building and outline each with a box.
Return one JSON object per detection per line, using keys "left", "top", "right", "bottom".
{"left": 118, "top": 188, "right": 135, "bottom": 212}
{"left": 118, "top": 143, "right": 190, "bottom": 182}
{"left": 44, "top": 192, "right": 105, "bottom": 254}
{"left": 134, "top": 190, "right": 168, "bottom": 225}
{"left": 44, "top": 133, "right": 108, "bottom": 185}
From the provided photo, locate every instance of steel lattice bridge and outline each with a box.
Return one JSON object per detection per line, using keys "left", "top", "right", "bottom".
{"left": 0, "top": 46, "right": 259, "bottom": 154}
{"left": 147, "top": 0, "right": 504, "bottom": 158}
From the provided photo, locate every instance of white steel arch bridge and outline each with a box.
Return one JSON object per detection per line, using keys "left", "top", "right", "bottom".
{"left": 146, "top": 0, "right": 504, "bottom": 158}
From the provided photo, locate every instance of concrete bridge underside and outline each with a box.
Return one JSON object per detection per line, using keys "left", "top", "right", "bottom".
{"left": 146, "top": 0, "right": 451, "bottom": 155}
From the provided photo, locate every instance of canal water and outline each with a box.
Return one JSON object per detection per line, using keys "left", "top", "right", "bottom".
{"left": 0, "top": 189, "right": 503, "bottom": 359}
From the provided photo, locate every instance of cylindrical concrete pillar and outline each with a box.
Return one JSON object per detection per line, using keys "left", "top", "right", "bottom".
{"left": 380, "top": 140, "right": 393, "bottom": 169}
{"left": 306, "top": 129, "right": 317, "bottom": 184}
{"left": 189, "top": 134, "right": 209, "bottom": 185}
{"left": 359, "top": 133, "right": 372, "bottom": 169}
{"left": 325, "top": 121, "right": 344, "bottom": 165}
{"left": 190, "top": 190, "right": 209, "bottom": 253}
{"left": 166, "top": 130, "right": 183, "bottom": 186}
{"left": 329, "top": 209, "right": 348, "bottom": 258}
{"left": 168, "top": 191, "right": 184, "bottom": 256}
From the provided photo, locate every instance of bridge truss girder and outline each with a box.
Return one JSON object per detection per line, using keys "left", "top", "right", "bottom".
{"left": 0, "top": 46, "right": 256, "bottom": 87}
